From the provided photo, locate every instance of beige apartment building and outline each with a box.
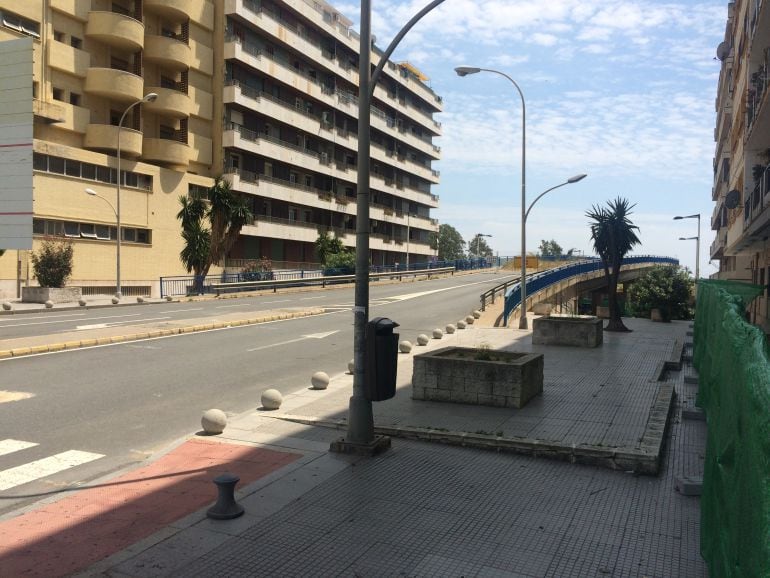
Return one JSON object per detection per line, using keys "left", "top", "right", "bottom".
{"left": 0, "top": 0, "right": 442, "bottom": 298}
{"left": 712, "top": 0, "right": 770, "bottom": 329}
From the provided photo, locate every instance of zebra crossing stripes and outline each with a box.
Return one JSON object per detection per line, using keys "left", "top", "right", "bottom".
{"left": 0, "top": 439, "right": 104, "bottom": 491}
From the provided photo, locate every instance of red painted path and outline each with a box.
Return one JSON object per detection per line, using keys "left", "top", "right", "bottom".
{"left": 0, "top": 438, "right": 300, "bottom": 577}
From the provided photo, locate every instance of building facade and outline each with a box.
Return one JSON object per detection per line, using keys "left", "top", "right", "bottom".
{"left": 0, "top": 0, "right": 442, "bottom": 298}
{"left": 712, "top": 0, "right": 769, "bottom": 329}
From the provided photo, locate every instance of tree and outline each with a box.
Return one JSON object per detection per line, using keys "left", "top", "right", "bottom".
{"left": 538, "top": 239, "right": 563, "bottom": 257}
{"left": 586, "top": 197, "right": 641, "bottom": 332}
{"left": 436, "top": 224, "right": 466, "bottom": 260}
{"left": 628, "top": 265, "right": 694, "bottom": 321}
{"left": 177, "top": 176, "right": 254, "bottom": 283}
{"left": 31, "top": 238, "right": 74, "bottom": 288}
{"left": 315, "top": 231, "right": 344, "bottom": 265}
{"left": 469, "top": 235, "right": 493, "bottom": 258}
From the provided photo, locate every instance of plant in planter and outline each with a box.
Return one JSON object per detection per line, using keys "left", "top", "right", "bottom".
{"left": 31, "top": 238, "right": 74, "bottom": 288}
{"left": 241, "top": 257, "right": 274, "bottom": 281}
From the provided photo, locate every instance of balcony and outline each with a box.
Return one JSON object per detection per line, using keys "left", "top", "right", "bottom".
{"left": 142, "top": 138, "right": 190, "bottom": 168}
{"left": 711, "top": 228, "right": 727, "bottom": 259}
{"left": 84, "top": 124, "right": 143, "bottom": 157}
{"left": 85, "top": 68, "right": 144, "bottom": 103}
{"left": 142, "top": 87, "right": 192, "bottom": 119}
{"left": 85, "top": 11, "right": 144, "bottom": 52}
{"left": 48, "top": 41, "right": 89, "bottom": 77}
{"left": 33, "top": 99, "right": 65, "bottom": 124}
{"left": 144, "top": 35, "right": 191, "bottom": 71}
{"left": 144, "top": 0, "right": 192, "bottom": 21}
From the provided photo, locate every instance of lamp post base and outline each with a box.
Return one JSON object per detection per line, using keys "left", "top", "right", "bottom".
{"left": 330, "top": 435, "right": 391, "bottom": 456}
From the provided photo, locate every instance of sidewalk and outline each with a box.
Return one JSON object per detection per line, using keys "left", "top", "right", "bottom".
{"left": 0, "top": 311, "right": 707, "bottom": 577}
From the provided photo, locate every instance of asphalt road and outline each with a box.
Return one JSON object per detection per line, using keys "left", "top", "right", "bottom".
{"left": 0, "top": 271, "right": 513, "bottom": 515}
{"left": 0, "top": 272, "right": 509, "bottom": 341}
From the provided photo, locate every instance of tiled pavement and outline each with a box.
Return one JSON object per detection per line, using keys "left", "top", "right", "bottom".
{"left": 75, "top": 317, "right": 707, "bottom": 577}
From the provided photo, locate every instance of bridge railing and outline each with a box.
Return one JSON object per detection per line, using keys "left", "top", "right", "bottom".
{"left": 502, "top": 255, "right": 679, "bottom": 325}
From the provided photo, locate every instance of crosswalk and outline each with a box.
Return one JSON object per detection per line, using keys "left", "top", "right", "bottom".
{"left": 0, "top": 438, "right": 104, "bottom": 492}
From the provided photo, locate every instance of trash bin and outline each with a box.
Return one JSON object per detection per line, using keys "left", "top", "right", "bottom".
{"left": 365, "top": 317, "right": 399, "bottom": 401}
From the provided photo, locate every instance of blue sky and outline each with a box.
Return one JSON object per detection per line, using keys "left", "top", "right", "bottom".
{"left": 335, "top": 0, "right": 726, "bottom": 276}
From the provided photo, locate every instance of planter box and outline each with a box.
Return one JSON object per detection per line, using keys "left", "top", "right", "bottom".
{"left": 22, "top": 286, "right": 82, "bottom": 304}
{"left": 412, "top": 346, "right": 543, "bottom": 409}
{"left": 532, "top": 314, "right": 603, "bottom": 348}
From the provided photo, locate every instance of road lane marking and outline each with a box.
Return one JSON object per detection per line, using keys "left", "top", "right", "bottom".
{"left": 299, "top": 296, "right": 324, "bottom": 300}
{"left": 75, "top": 316, "right": 171, "bottom": 330}
{"left": 215, "top": 304, "right": 246, "bottom": 308}
{"left": 1, "top": 313, "right": 144, "bottom": 328}
{"left": 247, "top": 330, "right": 339, "bottom": 352}
{"left": 0, "top": 391, "right": 35, "bottom": 404}
{"left": 262, "top": 299, "right": 291, "bottom": 304}
{"left": 0, "top": 313, "right": 86, "bottom": 323}
{"left": 158, "top": 308, "right": 204, "bottom": 313}
{"left": 0, "top": 439, "right": 38, "bottom": 457}
{"left": 0, "top": 450, "right": 104, "bottom": 491}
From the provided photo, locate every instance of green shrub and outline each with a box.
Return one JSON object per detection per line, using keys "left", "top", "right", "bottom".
{"left": 31, "top": 238, "right": 74, "bottom": 288}
{"left": 628, "top": 265, "right": 694, "bottom": 320}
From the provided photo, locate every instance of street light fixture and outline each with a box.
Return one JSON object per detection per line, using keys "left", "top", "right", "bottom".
{"left": 674, "top": 214, "right": 700, "bottom": 280}
{"left": 518, "top": 174, "right": 588, "bottom": 328}
{"left": 455, "top": 66, "right": 527, "bottom": 326}
{"left": 474, "top": 233, "right": 492, "bottom": 258}
{"left": 103, "top": 92, "right": 158, "bottom": 299}
{"left": 341, "top": 0, "right": 447, "bottom": 454}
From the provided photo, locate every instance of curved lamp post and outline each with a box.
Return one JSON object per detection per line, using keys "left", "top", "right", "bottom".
{"left": 454, "top": 66, "right": 528, "bottom": 326}
{"left": 674, "top": 214, "right": 700, "bottom": 280}
{"left": 102, "top": 92, "right": 158, "bottom": 299}
{"left": 343, "top": 0, "right": 447, "bottom": 452}
{"left": 519, "top": 174, "right": 587, "bottom": 326}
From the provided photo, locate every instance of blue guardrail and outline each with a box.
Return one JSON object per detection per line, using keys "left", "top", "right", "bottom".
{"left": 503, "top": 255, "right": 679, "bottom": 325}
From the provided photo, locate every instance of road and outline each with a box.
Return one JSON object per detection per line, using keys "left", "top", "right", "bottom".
{"left": 0, "top": 271, "right": 513, "bottom": 515}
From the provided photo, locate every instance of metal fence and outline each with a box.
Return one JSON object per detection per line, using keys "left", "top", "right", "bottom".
{"left": 160, "top": 258, "right": 493, "bottom": 298}
{"left": 502, "top": 255, "right": 679, "bottom": 325}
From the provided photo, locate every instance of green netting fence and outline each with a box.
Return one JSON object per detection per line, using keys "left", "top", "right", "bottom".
{"left": 694, "top": 279, "right": 770, "bottom": 578}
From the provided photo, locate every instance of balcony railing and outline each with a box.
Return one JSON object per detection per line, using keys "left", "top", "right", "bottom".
{"left": 747, "top": 61, "right": 768, "bottom": 135}
{"left": 744, "top": 162, "right": 770, "bottom": 227}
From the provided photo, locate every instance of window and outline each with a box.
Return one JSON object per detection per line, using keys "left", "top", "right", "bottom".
{"left": 64, "top": 222, "right": 79, "bottom": 237}
{"left": 1, "top": 10, "right": 40, "bottom": 38}
{"left": 96, "top": 225, "right": 111, "bottom": 240}
{"left": 32, "top": 219, "right": 44, "bottom": 234}
{"left": 303, "top": 210, "right": 312, "bottom": 222}
{"left": 33, "top": 153, "right": 47, "bottom": 171}
{"left": 122, "top": 228, "right": 136, "bottom": 242}
{"left": 305, "top": 175, "right": 312, "bottom": 187}
{"left": 70, "top": 93, "right": 81, "bottom": 106}
{"left": 136, "top": 229, "right": 150, "bottom": 244}
{"left": 288, "top": 207, "right": 298, "bottom": 221}
{"left": 97, "top": 165, "right": 115, "bottom": 184}
{"left": 53, "top": 30, "right": 65, "bottom": 42}
{"left": 52, "top": 88, "right": 64, "bottom": 101}
{"left": 289, "top": 172, "right": 298, "bottom": 184}
{"left": 110, "top": 110, "right": 122, "bottom": 126}
{"left": 81, "top": 163, "right": 96, "bottom": 180}
{"left": 49, "top": 156, "right": 65, "bottom": 174}
{"left": 70, "top": 36, "right": 82, "bottom": 49}
{"left": 160, "top": 125, "right": 175, "bottom": 140}
{"left": 80, "top": 223, "right": 96, "bottom": 238}
{"left": 64, "top": 159, "right": 80, "bottom": 177}
{"left": 110, "top": 57, "right": 129, "bottom": 72}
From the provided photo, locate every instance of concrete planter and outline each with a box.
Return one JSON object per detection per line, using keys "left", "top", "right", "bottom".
{"left": 532, "top": 314, "right": 603, "bottom": 348}
{"left": 22, "top": 286, "right": 82, "bottom": 304}
{"left": 412, "top": 346, "right": 543, "bottom": 409}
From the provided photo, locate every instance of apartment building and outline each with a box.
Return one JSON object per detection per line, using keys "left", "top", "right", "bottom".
{"left": 220, "top": 0, "right": 442, "bottom": 268}
{"left": 0, "top": 0, "right": 218, "bottom": 298}
{"left": 712, "top": 0, "right": 770, "bottom": 329}
{"left": 0, "top": 0, "right": 442, "bottom": 298}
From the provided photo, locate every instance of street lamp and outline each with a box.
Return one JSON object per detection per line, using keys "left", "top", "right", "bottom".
{"left": 518, "top": 174, "right": 588, "bottom": 328}
{"left": 103, "top": 92, "right": 158, "bottom": 299}
{"left": 474, "top": 233, "right": 492, "bottom": 258}
{"left": 341, "top": 0, "right": 447, "bottom": 453}
{"left": 454, "top": 66, "right": 527, "bottom": 326}
{"left": 674, "top": 214, "right": 700, "bottom": 280}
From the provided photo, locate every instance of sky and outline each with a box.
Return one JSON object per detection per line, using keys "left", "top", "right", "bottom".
{"left": 333, "top": 0, "right": 726, "bottom": 277}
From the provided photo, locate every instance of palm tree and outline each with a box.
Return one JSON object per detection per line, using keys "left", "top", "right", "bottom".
{"left": 177, "top": 176, "right": 254, "bottom": 293}
{"left": 586, "top": 197, "right": 641, "bottom": 332}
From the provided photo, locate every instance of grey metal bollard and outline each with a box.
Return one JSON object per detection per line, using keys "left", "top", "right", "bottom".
{"left": 207, "top": 473, "right": 244, "bottom": 520}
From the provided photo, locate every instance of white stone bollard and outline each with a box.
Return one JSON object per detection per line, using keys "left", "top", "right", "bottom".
{"left": 416, "top": 334, "right": 429, "bottom": 346}
{"left": 45, "top": 300, "right": 54, "bottom": 309}
{"left": 457, "top": 320, "right": 467, "bottom": 329}
{"left": 111, "top": 297, "right": 120, "bottom": 304}
{"left": 261, "top": 389, "right": 283, "bottom": 410}
{"left": 473, "top": 310, "right": 482, "bottom": 319}
{"left": 201, "top": 409, "right": 227, "bottom": 434}
{"left": 137, "top": 296, "right": 145, "bottom": 303}
{"left": 432, "top": 328, "right": 443, "bottom": 339}
{"left": 311, "top": 371, "right": 330, "bottom": 390}
{"left": 78, "top": 298, "right": 87, "bottom": 307}
{"left": 465, "top": 315, "right": 475, "bottom": 324}
{"left": 2, "top": 302, "right": 11, "bottom": 311}
{"left": 399, "top": 340, "right": 413, "bottom": 353}
{"left": 347, "top": 359, "right": 354, "bottom": 373}
{"left": 445, "top": 324, "right": 456, "bottom": 334}
{"left": 165, "top": 295, "right": 173, "bottom": 301}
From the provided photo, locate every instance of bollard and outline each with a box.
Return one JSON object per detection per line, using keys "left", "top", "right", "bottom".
{"left": 206, "top": 473, "right": 244, "bottom": 520}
